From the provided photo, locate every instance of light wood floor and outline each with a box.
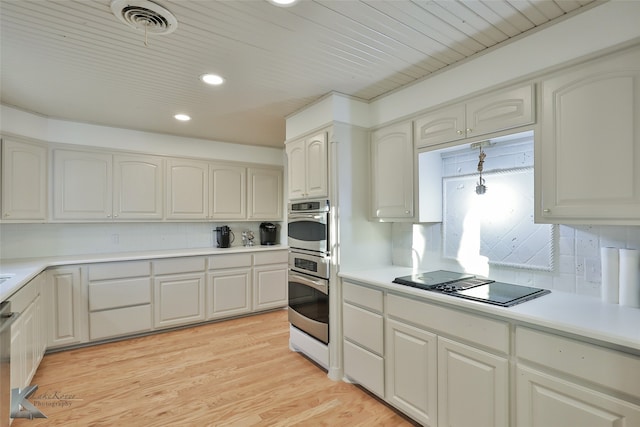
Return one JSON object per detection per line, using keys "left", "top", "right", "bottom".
{"left": 14, "top": 309, "right": 418, "bottom": 426}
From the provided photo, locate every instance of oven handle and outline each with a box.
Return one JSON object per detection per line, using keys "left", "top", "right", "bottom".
{"left": 289, "top": 271, "right": 328, "bottom": 295}
{"left": 0, "top": 312, "right": 18, "bottom": 334}
{"left": 287, "top": 213, "right": 326, "bottom": 221}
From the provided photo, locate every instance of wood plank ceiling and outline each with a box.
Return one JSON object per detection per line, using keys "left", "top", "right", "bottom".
{"left": 0, "top": 0, "right": 598, "bottom": 147}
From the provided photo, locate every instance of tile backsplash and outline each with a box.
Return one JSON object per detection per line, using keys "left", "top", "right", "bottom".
{"left": 392, "top": 222, "right": 640, "bottom": 297}
{"left": 0, "top": 222, "right": 281, "bottom": 260}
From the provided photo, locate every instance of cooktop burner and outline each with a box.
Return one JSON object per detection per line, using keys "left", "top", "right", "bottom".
{"left": 392, "top": 270, "right": 550, "bottom": 307}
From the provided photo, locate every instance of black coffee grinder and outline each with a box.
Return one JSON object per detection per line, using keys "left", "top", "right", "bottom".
{"left": 259, "top": 222, "right": 277, "bottom": 245}
{"left": 214, "top": 226, "right": 234, "bottom": 248}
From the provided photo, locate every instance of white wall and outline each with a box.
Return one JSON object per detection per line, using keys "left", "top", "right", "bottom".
{"left": 1, "top": 105, "right": 284, "bottom": 165}
{"left": 0, "top": 221, "right": 272, "bottom": 259}
{"left": 286, "top": 92, "right": 370, "bottom": 141}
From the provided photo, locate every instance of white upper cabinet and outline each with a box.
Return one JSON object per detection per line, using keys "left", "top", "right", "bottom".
{"left": 53, "top": 149, "right": 163, "bottom": 221}
{"left": 1, "top": 138, "right": 48, "bottom": 221}
{"left": 286, "top": 132, "right": 328, "bottom": 200}
{"left": 166, "top": 158, "right": 209, "bottom": 220}
{"left": 209, "top": 163, "right": 246, "bottom": 220}
{"left": 53, "top": 149, "right": 113, "bottom": 220}
{"left": 247, "top": 167, "right": 283, "bottom": 220}
{"left": 538, "top": 46, "right": 640, "bottom": 224}
{"left": 370, "top": 121, "right": 415, "bottom": 220}
{"left": 114, "top": 154, "right": 163, "bottom": 220}
{"left": 415, "top": 83, "right": 535, "bottom": 148}
{"left": 414, "top": 104, "right": 466, "bottom": 148}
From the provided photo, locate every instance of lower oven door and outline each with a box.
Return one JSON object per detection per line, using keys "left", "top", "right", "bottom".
{"left": 288, "top": 271, "right": 329, "bottom": 344}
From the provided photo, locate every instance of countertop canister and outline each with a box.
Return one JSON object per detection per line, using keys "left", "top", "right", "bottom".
{"left": 619, "top": 248, "right": 640, "bottom": 308}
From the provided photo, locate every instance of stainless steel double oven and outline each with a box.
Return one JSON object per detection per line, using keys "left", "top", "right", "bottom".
{"left": 287, "top": 199, "right": 330, "bottom": 344}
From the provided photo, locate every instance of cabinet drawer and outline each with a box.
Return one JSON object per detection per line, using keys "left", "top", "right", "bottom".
{"left": 343, "top": 281, "right": 383, "bottom": 313}
{"left": 88, "top": 261, "right": 150, "bottom": 281}
{"left": 89, "top": 305, "right": 151, "bottom": 340}
{"left": 343, "top": 302, "right": 384, "bottom": 355}
{"left": 153, "top": 257, "right": 205, "bottom": 275}
{"left": 387, "top": 293, "right": 509, "bottom": 353}
{"left": 516, "top": 327, "right": 640, "bottom": 398}
{"left": 89, "top": 277, "right": 151, "bottom": 311}
{"left": 208, "top": 253, "right": 252, "bottom": 269}
{"left": 253, "top": 250, "right": 288, "bottom": 266}
{"left": 344, "top": 340, "right": 384, "bottom": 398}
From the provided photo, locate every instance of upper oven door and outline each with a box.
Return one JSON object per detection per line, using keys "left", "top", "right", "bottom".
{"left": 287, "top": 212, "right": 329, "bottom": 253}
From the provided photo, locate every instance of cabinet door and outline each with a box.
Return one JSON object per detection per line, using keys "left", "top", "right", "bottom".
{"left": 371, "top": 122, "right": 414, "bottom": 219}
{"left": 385, "top": 318, "right": 438, "bottom": 426}
{"left": 53, "top": 150, "right": 112, "bottom": 220}
{"left": 247, "top": 167, "right": 283, "bottom": 220}
{"left": 414, "top": 104, "right": 466, "bottom": 148}
{"left": 210, "top": 163, "right": 246, "bottom": 219}
{"left": 46, "top": 267, "right": 83, "bottom": 348}
{"left": 286, "top": 139, "right": 307, "bottom": 200}
{"left": 207, "top": 268, "right": 251, "bottom": 319}
{"left": 305, "top": 132, "right": 328, "bottom": 199}
{"left": 1, "top": 138, "right": 47, "bottom": 220}
{"left": 516, "top": 365, "right": 640, "bottom": 427}
{"left": 252, "top": 264, "right": 287, "bottom": 311}
{"left": 166, "top": 159, "right": 209, "bottom": 219}
{"left": 438, "top": 337, "right": 509, "bottom": 427}
{"left": 539, "top": 47, "right": 640, "bottom": 223}
{"left": 154, "top": 273, "right": 205, "bottom": 328}
{"left": 114, "top": 154, "right": 163, "bottom": 220}
{"left": 466, "top": 84, "right": 534, "bottom": 138}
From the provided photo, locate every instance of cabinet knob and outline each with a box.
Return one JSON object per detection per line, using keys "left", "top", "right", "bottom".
{"left": 543, "top": 209, "right": 551, "bottom": 213}
{"left": 456, "top": 130, "right": 464, "bottom": 135}
{"left": 466, "top": 128, "right": 472, "bottom": 133}
{"left": 405, "top": 210, "right": 410, "bottom": 214}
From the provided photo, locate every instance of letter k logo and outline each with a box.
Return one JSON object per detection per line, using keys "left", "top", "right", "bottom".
{"left": 11, "top": 385, "right": 47, "bottom": 419}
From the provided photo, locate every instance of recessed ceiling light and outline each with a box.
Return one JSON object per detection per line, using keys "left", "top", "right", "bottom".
{"left": 267, "top": 0, "right": 298, "bottom": 7}
{"left": 201, "top": 73, "right": 224, "bottom": 86}
{"left": 174, "top": 114, "right": 191, "bottom": 121}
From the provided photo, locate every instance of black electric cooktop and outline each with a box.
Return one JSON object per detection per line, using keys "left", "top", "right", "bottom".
{"left": 392, "top": 270, "right": 550, "bottom": 307}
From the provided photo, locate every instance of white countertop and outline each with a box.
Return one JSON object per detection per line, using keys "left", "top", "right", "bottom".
{"left": 339, "top": 266, "right": 640, "bottom": 352}
{"left": 0, "top": 245, "right": 288, "bottom": 303}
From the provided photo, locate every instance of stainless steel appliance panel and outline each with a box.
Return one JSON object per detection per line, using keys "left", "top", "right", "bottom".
{"left": 287, "top": 212, "right": 329, "bottom": 254}
{"left": 288, "top": 271, "right": 329, "bottom": 344}
{"left": 289, "top": 250, "right": 329, "bottom": 279}
{"left": 1, "top": 302, "right": 17, "bottom": 427}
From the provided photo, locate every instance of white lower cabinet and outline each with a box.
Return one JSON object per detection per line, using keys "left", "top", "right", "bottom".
{"left": 515, "top": 326, "right": 640, "bottom": 427}
{"left": 343, "top": 281, "right": 385, "bottom": 398}
{"left": 153, "top": 257, "right": 206, "bottom": 329}
{"left": 342, "top": 282, "right": 511, "bottom": 427}
{"left": 36, "top": 251, "right": 287, "bottom": 352}
{"left": 207, "top": 253, "right": 252, "bottom": 320}
{"left": 87, "top": 261, "right": 152, "bottom": 340}
{"left": 46, "top": 266, "right": 84, "bottom": 348}
{"left": 252, "top": 251, "right": 288, "bottom": 311}
{"left": 9, "top": 273, "right": 46, "bottom": 396}
{"left": 437, "top": 337, "right": 508, "bottom": 427}
{"left": 517, "top": 366, "right": 640, "bottom": 427}
{"left": 385, "top": 318, "right": 438, "bottom": 426}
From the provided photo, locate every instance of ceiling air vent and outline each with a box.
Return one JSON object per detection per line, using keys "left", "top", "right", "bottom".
{"left": 111, "top": 0, "right": 177, "bottom": 36}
